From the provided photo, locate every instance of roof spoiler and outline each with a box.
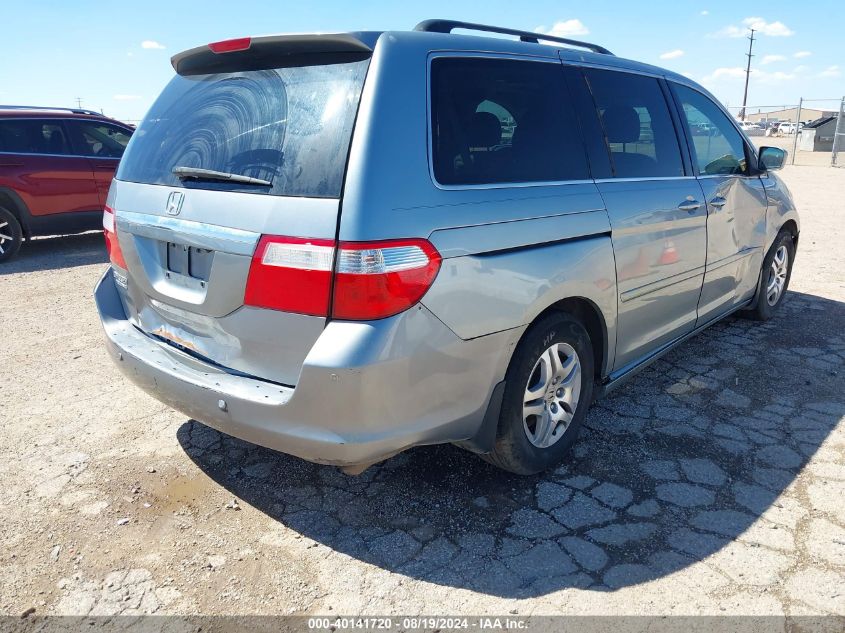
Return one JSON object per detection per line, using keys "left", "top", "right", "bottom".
{"left": 171, "top": 33, "right": 375, "bottom": 76}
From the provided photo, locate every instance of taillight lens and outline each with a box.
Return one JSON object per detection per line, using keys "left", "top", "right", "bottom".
{"left": 102, "top": 206, "right": 127, "bottom": 269}
{"left": 332, "top": 239, "right": 441, "bottom": 320}
{"left": 243, "top": 236, "right": 441, "bottom": 320}
{"left": 244, "top": 236, "right": 335, "bottom": 316}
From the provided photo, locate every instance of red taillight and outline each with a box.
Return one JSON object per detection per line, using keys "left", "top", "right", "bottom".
{"left": 243, "top": 236, "right": 441, "bottom": 320}
{"left": 244, "top": 236, "right": 335, "bottom": 316}
{"left": 332, "top": 239, "right": 441, "bottom": 320}
{"left": 208, "top": 37, "right": 252, "bottom": 53}
{"left": 103, "top": 206, "right": 126, "bottom": 269}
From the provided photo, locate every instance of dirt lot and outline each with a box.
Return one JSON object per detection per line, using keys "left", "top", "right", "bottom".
{"left": 1, "top": 164, "right": 844, "bottom": 621}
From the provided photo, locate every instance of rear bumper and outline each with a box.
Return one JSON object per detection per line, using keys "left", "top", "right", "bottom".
{"left": 95, "top": 269, "right": 515, "bottom": 466}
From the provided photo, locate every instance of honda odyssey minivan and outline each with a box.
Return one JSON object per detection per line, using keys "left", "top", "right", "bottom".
{"left": 95, "top": 20, "right": 799, "bottom": 474}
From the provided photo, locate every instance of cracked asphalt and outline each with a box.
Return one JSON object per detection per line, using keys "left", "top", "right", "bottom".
{"left": 1, "top": 163, "right": 844, "bottom": 618}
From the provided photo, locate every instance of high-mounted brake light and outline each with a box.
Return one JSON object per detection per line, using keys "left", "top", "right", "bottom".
{"left": 243, "top": 236, "right": 441, "bottom": 320}
{"left": 102, "top": 206, "right": 126, "bottom": 269}
{"left": 208, "top": 37, "right": 252, "bottom": 53}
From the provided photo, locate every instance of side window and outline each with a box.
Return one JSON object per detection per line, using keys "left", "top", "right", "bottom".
{"left": 0, "top": 120, "right": 70, "bottom": 155}
{"left": 431, "top": 57, "right": 589, "bottom": 185}
{"left": 69, "top": 121, "right": 132, "bottom": 158}
{"left": 672, "top": 84, "right": 748, "bottom": 176}
{"left": 584, "top": 69, "right": 684, "bottom": 179}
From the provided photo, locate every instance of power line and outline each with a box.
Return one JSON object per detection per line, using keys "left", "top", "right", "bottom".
{"left": 739, "top": 28, "right": 756, "bottom": 122}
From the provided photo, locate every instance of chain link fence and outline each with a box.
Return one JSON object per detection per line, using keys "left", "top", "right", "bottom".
{"left": 728, "top": 98, "right": 843, "bottom": 166}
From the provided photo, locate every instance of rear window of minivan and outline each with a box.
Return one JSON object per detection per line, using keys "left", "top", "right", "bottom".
{"left": 430, "top": 57, "right": 589, "bottom": 186}
{"left": 117, "top": 57, "right": 369, "bottom": 198}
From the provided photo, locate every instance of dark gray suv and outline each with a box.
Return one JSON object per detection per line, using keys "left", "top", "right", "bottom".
{"left": 95, "top": 20, "right": 799, "bottom": 474}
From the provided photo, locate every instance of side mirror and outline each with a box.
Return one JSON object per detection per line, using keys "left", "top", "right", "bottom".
{"left": 759, "top": 146, "right": 787, "bottom": 171}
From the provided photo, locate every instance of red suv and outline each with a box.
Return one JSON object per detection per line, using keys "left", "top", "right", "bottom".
{"left": 0, "top": 106, "right": 134, "bottom": 262}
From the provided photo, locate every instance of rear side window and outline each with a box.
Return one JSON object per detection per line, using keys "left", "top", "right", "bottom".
{"left": 585, "top": 69, "right": 684, "bottom": 179}
{"left": 430, "top": 57, "right": 589, "bottom": 185}
{"left": 117, "top": 57, "right": 369, "bottom": 198}
{"left": 672, "top": 84, "right": 748, "bottom": 176}
{"left": 68, "top": 121, "right": 132, "bottom": 158}
{"left": 0, "top": 120, "right": 70, "bottom": 155}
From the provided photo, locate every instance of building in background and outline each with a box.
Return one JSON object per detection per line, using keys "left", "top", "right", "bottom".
{"left": 745, "top": 107, "right": 836, "bottom": 124}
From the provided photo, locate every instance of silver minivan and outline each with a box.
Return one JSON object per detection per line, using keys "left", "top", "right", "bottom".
{"left": 95, "top": 21, "right": 799, "bottom": 474}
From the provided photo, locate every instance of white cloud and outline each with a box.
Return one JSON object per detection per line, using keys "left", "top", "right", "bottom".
{"left": 819, "top": 65, "right": 841, "bottom": 78}
{"left": 700, "top": 10, "right": 709, "bottom": 15}
{"left": 113, "top": 94, "right": 142, "bottom": 101}
{"left": 660, "top": 49, "right": 685, "bottom": 60}
{"left": 534, "top": 19, "right": 589, "bottom": 38}
{"left": 756, "top": 70, "right": 795, "bottom": 84}
{"left": 714, "top": 17, "right": 794, "bottom": 38}
{"left": 702, "top": 67, "right": 746, "bottom": 83}
{"left": 702, "top": 65, "right": 798, "bottom": 86}
{"left": 141, "top": 40, "right": 166, "bottom": 50}
{"left": 761, "top": 54, "right": 786, "bottom": 65}
{"left": 793, "top": 51, "right": 811, "bottom": 58}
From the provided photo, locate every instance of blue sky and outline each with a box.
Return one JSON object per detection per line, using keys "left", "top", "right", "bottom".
{"left": 2, "top": 0, "right": 842, "bottom": 122}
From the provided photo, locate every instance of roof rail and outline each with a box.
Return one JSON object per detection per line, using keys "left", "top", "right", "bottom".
{"left": 0, "top": 104, "right": 103, "bottom": 116}
{"left": 414, "top": 19, "right": 613, "bottom": 56}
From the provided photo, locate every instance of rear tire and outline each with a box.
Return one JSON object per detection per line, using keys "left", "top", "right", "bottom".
{"left": 484, "top": 312, "right": 594, "bottom": 475}
{"left": 0, "top": 207, "right": 23, "bottom": 263}
{"left": 746, "top": 229, "right": 795, "bottom": 321}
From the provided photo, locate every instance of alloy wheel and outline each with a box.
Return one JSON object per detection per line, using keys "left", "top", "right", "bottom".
{"left": 522, "top": 342, "right": 582, "bottom": 448}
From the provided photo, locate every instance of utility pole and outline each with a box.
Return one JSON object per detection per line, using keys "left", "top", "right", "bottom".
{"left": 739, "top": 28, "right": 756, "bottom": 121}
{"left": 75, "top": 97, "right": 83, "bottom": 109}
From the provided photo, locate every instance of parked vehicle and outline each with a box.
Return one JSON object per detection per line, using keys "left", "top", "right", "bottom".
{"left": 765, "top": 122, "right": 783, "bottom": 137}
{"left": 0, "top": 106, "right": 133, "bottom": 261}
{"left": 737, "top": 121, "right": 764, "bottom": 136}
{"left": 778, "top": 122, "right": 800, "bottom": 136}
{"left": 95, "top": 20, "right": 799, "bottom": 474}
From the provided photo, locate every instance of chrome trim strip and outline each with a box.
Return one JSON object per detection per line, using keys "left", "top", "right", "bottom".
{"left": 620, "top": 265, "right": 705, "bottom": 303}
{"left": 116, "top": 210, "right": 259, "bottom": 256}
{"left": 705, "top": 246, "right": 760, "bottom": 273}
{"left": 594, "top": 176, "right": 698, "bottom": 184}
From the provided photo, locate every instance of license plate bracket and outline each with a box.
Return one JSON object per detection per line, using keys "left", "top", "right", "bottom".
{"left": 167, "top": 243, "right": 213, "bottom": 281}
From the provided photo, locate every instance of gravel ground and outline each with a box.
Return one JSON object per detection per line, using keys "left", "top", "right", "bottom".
{"left": 1, "top": 164, "right": 844, "bottom": 620}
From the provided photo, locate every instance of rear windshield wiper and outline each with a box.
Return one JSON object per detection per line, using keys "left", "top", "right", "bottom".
{"left": 172, "top": 166, "right": 273, "bottom": 187}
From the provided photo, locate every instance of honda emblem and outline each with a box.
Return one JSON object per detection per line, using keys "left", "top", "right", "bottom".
{"left": 165, "top": 191, "right": 184, "bottom": 216}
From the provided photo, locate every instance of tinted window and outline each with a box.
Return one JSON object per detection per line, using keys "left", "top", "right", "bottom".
{"left": 117, "top": 57, "right": 369, "bottom": 198}
{"left": 69, "top": 121, "right": 132, "bottom": 158}
{"left": 585, "top": 69, "right": 684, "bottom": 178}
{"left": 673, "top": 84, "right": 748, "bottom": 176}
{"left": 0, "top": 119, "right": 70, "bottom": 155}
{"left": 431, "top": 58, "right": 589, "bottom": 185}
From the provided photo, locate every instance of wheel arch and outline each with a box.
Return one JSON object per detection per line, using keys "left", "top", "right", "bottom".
{"left": 459, "top": 294, "right": 610, "bottom": 456}
{"left": 522, "top": 295, "right": 610, "bottom": 382}
{"left": 780, "top": 218, "right": 799, "bottom": 248}
{"left": 0, "top": 187, "right": 32, "bottom": 237}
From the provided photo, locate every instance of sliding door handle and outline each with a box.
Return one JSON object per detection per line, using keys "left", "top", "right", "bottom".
{"left": 710, "top": 197, "right": 728, "bottom": 209}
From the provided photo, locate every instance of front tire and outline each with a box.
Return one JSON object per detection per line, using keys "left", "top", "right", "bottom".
{"left": 484, "top": 313, "right": 594, "bottom": 475}
{"left": 747, "top": 229, "right": 795, "bottom": 321}
{"left": 0, "top": 208, "right": 23, "bottom": 263}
